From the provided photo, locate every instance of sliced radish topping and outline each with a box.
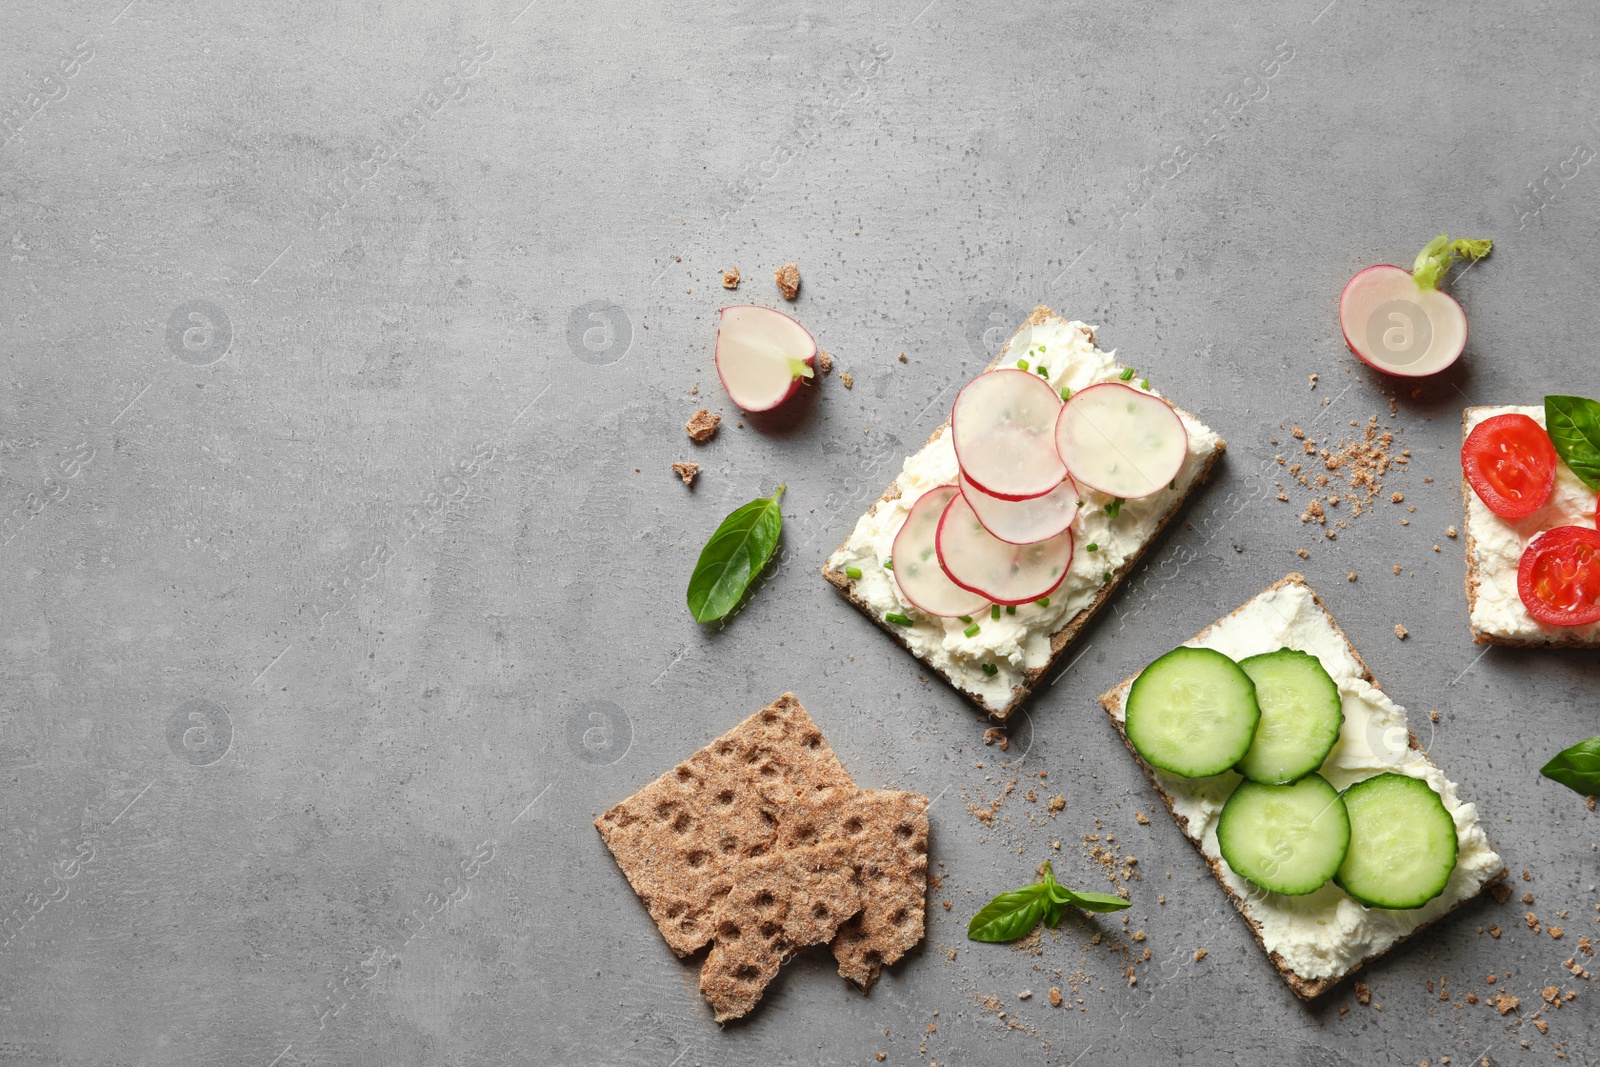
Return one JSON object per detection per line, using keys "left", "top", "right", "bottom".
{"left": 714, "top": 305, "right": 817, "bottom": 412}
{"left": 891, "top": 485, "right": 991, "bottom": 618}
{"left": 950, "top": 369, "right": 1068, "bottom": 501}
{"left": 1054, "top": 383, "right": 1187, "bottom": 500}
{"left": 935, "top": 491, "right": 1074, "bottom": 606}
{"left": 959, "top": 471, "right": 1079, "bottom": 546}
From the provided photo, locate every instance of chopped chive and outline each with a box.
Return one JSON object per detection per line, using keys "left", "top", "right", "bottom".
{"left": 885, "top": 612, "right": 913, "bottom": 626}
{"left": 1060, "top": 386, "right": 1071, "bottom": 401}
{"left": 1086, "top": 542, "right": 1098, "bottom": 552}
{"left": 990, "top": 604, "right": 1001, "bottom": 621}
{"left": 959, "top": 615, "right": 973, "bottom": 624}
{"left": 1037, "top": 365, "right": 1050, "bottom": 378}
{"left": 1169, "top": 480, "right": 1177, "bottom": 490}
{"left": 1037, "top": 597, "right": 1050, "bottom": 607}
{"left": 1140, "top": 378, "right": 1150, "bottom": 390}
{"left": 963, "top": 623, "right": 981, "bottom": 638}
{"left": 1016, "top": 358, "right": 1030, "bottom": 371}
{"left": 1005, "top": 605, "right": 1016, "bottom": 615}
{"left": 981, "top": 662, "right": 999, "bottom": 677}
{"left": 845, "top": 565, "right": 863, "bottom": 580}
{"left": 1105, "top": 498, "right": 1124, "bottom": 519}
{"left": 884, "top": 559, "right": 893, "bottom": 570}
{"left": 1103, "top": 570, "right": 1112, "bottom": 583}
{"left": 1119, "top": 367, "right": 1135, "bottom": 381}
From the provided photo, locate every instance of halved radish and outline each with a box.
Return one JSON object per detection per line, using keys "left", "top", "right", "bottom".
{"left": 891, "top": 485, "right": 991, "bottom": 618}
{"left": 1338, "top": 236, "right": 1491, "bottom": 378}
{"left": 936, "top": 491, "right": 1074, "bottom": 606}
{"left": 959, "top": 471, "right": 1079, "bottom": 546}
{"left": 714, "top": 305, "right": 817, "bottom": 412}
{"left": 1054, "top": 383, "right": 1187, "bottom": 500}
{"left": 950, "top": 369, "right": 1067, "bottom": 501}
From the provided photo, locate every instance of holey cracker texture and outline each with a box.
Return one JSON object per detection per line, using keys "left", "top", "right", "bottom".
{"left": 594, "top": 693, "right": 929, "bottom": 1021}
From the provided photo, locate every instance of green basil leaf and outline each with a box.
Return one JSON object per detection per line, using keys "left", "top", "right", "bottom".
{"left": 686, "top": 485, "right": 786, "bottom": 623}
{"left": 1058, "top": 889, "right": 1133, "bottom": 913}
{"left": 1541, "top": 733, "right": 1600, "bottom": 796}
{"left": 1043, "top": 897, "right": 1066, "bottom": 929}
{"left": 966, "top": 885, "right": 1050, "bottom": 942}
{"left": 1545, "top": 396, "right": 1600, "bottom": 490}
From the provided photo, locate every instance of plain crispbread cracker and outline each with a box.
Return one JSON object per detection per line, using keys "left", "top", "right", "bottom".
{"left": 822, "top": 305, "right": 1226, "bottom": 721}
{"left": 1097, "top": 574, "right": 1508, "bottom": 999}
{"left": 595, "top": 693, "right": 929, "bottom": 1021}
{"left": 1460, "top": 406, "right": 1600, "bottom": 648}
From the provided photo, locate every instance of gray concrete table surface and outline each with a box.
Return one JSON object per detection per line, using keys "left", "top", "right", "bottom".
{"left": 2, "top": 0, "right": 1597, "bottom": 1064}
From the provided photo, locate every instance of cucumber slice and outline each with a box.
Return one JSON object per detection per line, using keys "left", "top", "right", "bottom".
{"left": 1335, "top": 772, "right": 1458, "bottom": 910}
{"left": 1234, "top": 649, "right": 1345, "bottom": 785}
{"left": 1125, "top": 646, "right": 1260, "bottom": 778}
{"left": 1216, "top": 775, "right": 1350, "bottom": 896}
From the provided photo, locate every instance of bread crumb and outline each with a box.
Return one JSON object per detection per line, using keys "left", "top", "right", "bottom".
{"left": 1395, "top": 624, "right": 1408, "bottom": 640}
{"left": 1433, "top": 545, "right": 1441, "bottom": 553}
{"left": 1338, "top": 1004, "right": 1350, "bottom": 1014}
{"left": 1348, "top": 572, "right": 1357, "bottom": 582}
{"left": 1325, "top": 530, "right": 1336, "bottom": 540}
{"left": 1297, "top": 548, "right": 1309, "bottom": 559}
{"left": 1193, "top": 949, "right": 1208, "bottom": 963}
{"left": 1309, "top": 373, "right": 1318, "bottom": 389}
{"left": 685, "top": 408, "right": 721, "bottom": 443}
{"left": 1392, "top": 492, "right": 1404, "bottom": 503}
{"left": 817, "top": 349, "right": 833, "bottom": 374}
{"left": 1355, "top": 981, "right": 1372, "bottom": 1005}
{"left": 841, "top": 372, "right": 854, "bottom": 390}
{"left": 875, "top": 1054, "right": 886, "bottom": 1062}
{"left": 1551, "top": 925, "right": 1565, "bottom": 939}
{"left": 721, "top": 267, "right": 740, "bottom": 289}
{"left": 1446, "top": 525, "right": 1458, "bottom": 538}
{"left": 898, "top": 352, "right": 908, "bottom": 363}
{"left": 1135, "top": 812, "right": 1149, "bottom": 825}
{"left": 1018, "top": 989, "right": 1032, "bottom": 1000}
{"left": 1492, "top": 992, "right": 1520, "bottom": 1015}
{"left": 774, "top": 262, "right": 800, "bottom": 300}
{"left": 1292, "top": 426, "right": 1305, "bottom": 439}
{"left": 671, "top": 461, "right": 700, "bottom": 487}
{"left": 1532, "top": 1018, "right": 1549, "bottom": 1034}
{"left": 1430, "top": 710, "right": 1439, "bottom": 723}
{"left": 1491, "top": 882, "right": 1513, "bottom": 904}
{"left": 1393, "top": 563, "right": 1402, "bottom": 575}
{"left": 1047, "top": 795, "right": 1065, "bottom": 813}
{"left": 1489, "top": 925, "right": 1502, "bottom": 938}
{"left": 1048, "top": 987, "right": 1063, "bottom": 1007}
{"left": 1133, "top": 930, "right": 1146, "bottom": 942}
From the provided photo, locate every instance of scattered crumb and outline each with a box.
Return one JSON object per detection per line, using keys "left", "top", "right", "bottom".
{"left": 685, "top": 408, "right": 721, "bottom": 443}
{"left": 1447, "top": 525, "right": 1458, "bottom": 538}
{"left": 1355, "top": 982, "right": 1372, "bottom": 1006}
{"left": 1394, "top": 563, "right": 1402, "bottom": 575}
{"left": 1433, "top": 545, "right": 1441, "bottom": 553}
{"left": 1492, "top": 993, "right": 1520, "bottom": 1016}
{"left": 1047, "top": 795, "right": 1065, "bottom": 813}
{"left": 818, "top": 349, "right": 833, "bottom": 374}
{"left": 1491, "top": 882, "right": 1513, "bottom": 905}
{"left": 1392, "top": 492, "right": 1404, "bottom": 503}
{"left": 721, "top": 267, "right": 740, "bottom": 289}
{"left": 1489, "top": 925, "right": 1502, "bottom": 938}
{"left": 1338, "top": 1004, "right": 1350, "bottom": 1015}
{"left": 1297, "top": 548, "right": 1309, "bottom": 559}
{"left": 1048, "top": 987, "right": 1063, "bottom": 1007}
{"left": 898, "top": 352, "right": 908, "bottom": 363}
{"left": 841, "top": 372, "right": 854, "bottom": 390}
{"left": 1325, "top": 530, "right": 1337, "bottom": 540}
{"left": 1551, "top": 926, "right": 1565, "bottom": 939}
{"left": 1135, "top": 812, "right": 1149, "bottom": 825}
{"left": 1395, "top": 624, "right": 1408, "bottom": 640}
{"left": 1193, "top": 949, "right": 1208, "bottom": 963}
{"left": 875, "top": 1055, "right": 886, "bottom": 1063}
{"left": 1018, "top": 989, "right": 1032, "bottom": 1000}
{"left": 1348, "top": 572, "right": 1357, "bottom": 582}
{"left": 774, "top": 262, "right": 800, "bottom": 300}
{"left": 1430, "top": 710, "right": 1440, "bottom": 723}
{"left": 1309, "top": 373, "right": 1319, "bottom": 389}
{"left": 671, "top": 461, "right": 699, "bottom": 487}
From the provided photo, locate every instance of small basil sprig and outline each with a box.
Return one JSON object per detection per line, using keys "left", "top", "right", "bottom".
{"left": 1541, "top": 734, "right": 1600, "bottom": 797}
{"left": 1545, "top": 396, "right": 1600, "bottom": 491}
{"left": 967, "top": 860, "right": 1130, "bottom": 942}
{"left": 687, "top": 485, "right": 785, "bottom": 623}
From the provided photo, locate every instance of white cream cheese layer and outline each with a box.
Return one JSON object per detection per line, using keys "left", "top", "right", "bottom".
{"left": 1464, "top": 405, "right": 1600, "bottom": 643}
{"left": 827, "top": 317, "right": 1221, "bottom": 712}
{"left": 1107, "top": 581, "right": 1502, "bottom": 981}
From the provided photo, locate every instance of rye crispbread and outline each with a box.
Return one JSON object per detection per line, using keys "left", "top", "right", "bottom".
{"left": 821, "top": 305, "right": 1226, "bottom": 721}
{"left": 595, "top": 694, "right": 929, "bottom": 1021}
{"left": 1461, "top": 406, "right": 1600, "bottom": 648}
{"left": 1097, "top": 574, "right": 1508, "bottom": 999}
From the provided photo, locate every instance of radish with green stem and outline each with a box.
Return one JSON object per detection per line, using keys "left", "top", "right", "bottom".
{"left": 714, "top": 305, "right": 817, "bottom": 411}
{"left": 1338, "top": 235, "right": 1492, "bottom": 377}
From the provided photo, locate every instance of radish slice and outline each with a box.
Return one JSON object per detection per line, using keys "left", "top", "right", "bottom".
{"left": 1054, "top": 383, "right": 1187, "bottom": 500}
{"left": 959, "top": 471, "right": 1080, "bottom": 546}
{"left": 936, "top": 492, "right": 1074, "bottom": 606}
{"left": 950, "top": 369, "right": 1068, "bottom": 501}
{"left": 1338, "top": 236, "right": 1491, "bottom": 378}
{"left": 714, "top": 305, "right": 817, "bottom": 412}
{"left": 891, "top": 486, "right": 991, "bottom": 618}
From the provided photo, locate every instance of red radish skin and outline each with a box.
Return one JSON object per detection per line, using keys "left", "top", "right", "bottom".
{"left": 935, "top": 491, "right": 1074, "bottom": 606}
{"left": 959, "top": 470, "right": 1079, "bottom": 546}
{"left": 714, "top": 305, "right": 817, "bottom": 412}
{"left": 950, "top": 369, "right": 1068, "bottom": 501}
{"left": 1337, "top": 236, "right": 1491, "bottom": 378}
{"left": 891, "top": 486, "right": 991, "bottom": 618}
{"left": 1053, "top": 383, "right": 1187, "bottom": 500}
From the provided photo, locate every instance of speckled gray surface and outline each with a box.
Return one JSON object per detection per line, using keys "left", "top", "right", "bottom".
{"left": 3, "top": 0, "right": 1599, "bottom": 1064}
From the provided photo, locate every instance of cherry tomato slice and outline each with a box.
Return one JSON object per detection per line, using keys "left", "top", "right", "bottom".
{"left": 1518, "top": 525, "right": 1600, "bottom": 626}
{"left": 1462, "top": 413, "right": 1557, "bottom": 519}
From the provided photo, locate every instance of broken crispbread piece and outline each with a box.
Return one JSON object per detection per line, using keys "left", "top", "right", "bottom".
{"left": 595, "top": 693, "right": 930, "bottom": 1019}
{"left": 1097, "top": 574, "right": 1507, "bottom": 998}
{"left": 594, "top": 693, "right": 855, "bottom": 958}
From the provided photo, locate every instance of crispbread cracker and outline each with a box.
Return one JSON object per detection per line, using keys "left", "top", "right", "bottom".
{"left": 594, "top": 693, "right": 855, "bottom": 958}
{"left": 596, "top": 694, "right": 930, "bottom": 1019}
{"left": 1097, "top": 574, "right": 1508, "bottom": 999}
{"left": 822, "top": 305, "right": 1226, "bottom": 721}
